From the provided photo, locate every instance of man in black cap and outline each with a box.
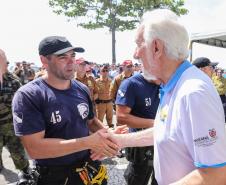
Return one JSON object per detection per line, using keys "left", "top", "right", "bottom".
{"left": 12, "top": 36, "right": 118, "bottom": 185}
{"left": 192, "top": 57, "right": 218, "bottom": 78}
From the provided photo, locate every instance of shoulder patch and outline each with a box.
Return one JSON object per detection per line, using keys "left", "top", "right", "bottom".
{"left": 13, "top": 112, "right": 23, "bottom": 123}
{"left": 77, "top": 103, "right": 89, "bottom": 119}
{"left": 118, "top": 89, "right": 124, "bottom": 97}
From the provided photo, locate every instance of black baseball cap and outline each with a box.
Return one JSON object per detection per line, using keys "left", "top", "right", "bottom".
{"left": 192, "top": 57, "right": 218, "bottom": 68}
{"left": 38, "top": 36, "right": 85, "bottom": 56}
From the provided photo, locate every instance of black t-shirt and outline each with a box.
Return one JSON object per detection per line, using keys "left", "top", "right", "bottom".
{"left": 12, "top": 78, "right": 94, "bottom": 165}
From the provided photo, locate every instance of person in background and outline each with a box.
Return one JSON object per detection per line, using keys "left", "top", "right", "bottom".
{"left": 192, "top": 57, "right": 226, "bottom": 122}
{"left": 109, "top": 60, "right": 134, "bottom": 157}
{"left": 95, "top": 65, "right": 114, "bottom": 128}
{"left": 26, "top": 63, "right": 35, "bottom": 81}
{"left": 86, "top": 65, "right": 95, "bottom": 78}
{"left": 12, "top": 36, "right": 118, "bottom": 185}
{"left": 109, "top": 64, "right": 118, "bottom": 79}
{"left": 92, "top": 9, "right": 226, "bottom": 185}
{"left": 115, "top": 69, "right": 160, "bottom": 185}
{"left": 92, "top": 63, "right": 100, "bottom": 78}
{"left": 13, "top": 62, "right": 22, "bottom": 75}
{"left": 212, "top": 68, "right": 226, "bottom": 122}
{"left": 133, "top": 63, "right": 142, "bottom": 75}
{"left": 75, "top": 57, "right": 98, "bottom": 105}
{"left": 192, "top": 57, "right": 218, "bottom": 78}
{"left": 0, "top": 49, "right": 31, "bottom": 183}
{"left": 109, "top": 60, "right": 134, "bottom": 104}
{"left": 14, "top": 61, "right": 33, "bottom": 84}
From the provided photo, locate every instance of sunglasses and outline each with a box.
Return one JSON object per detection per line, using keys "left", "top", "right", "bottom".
{"left": 102, "top": 70, "right": 109, "bottom": 72}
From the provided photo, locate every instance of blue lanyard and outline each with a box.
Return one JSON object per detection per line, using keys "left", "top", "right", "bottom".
{"left": 159, "top": 60, "right": 192, "bottom": 106}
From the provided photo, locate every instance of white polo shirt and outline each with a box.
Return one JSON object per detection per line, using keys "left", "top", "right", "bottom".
{"left": 154, "top": 62, "right": 226, "bottom": 185}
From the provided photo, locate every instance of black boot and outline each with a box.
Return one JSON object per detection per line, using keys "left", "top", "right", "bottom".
{"left": 17, "top": 165, "right": 31, "bottom": 185}
{"left": 17, "top": 167, "right": 39, "bottom": 185}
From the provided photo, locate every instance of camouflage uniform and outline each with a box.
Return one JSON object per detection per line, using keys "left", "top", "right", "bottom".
{"left": 0, "top": 72, "right": 29, "bottom": 170}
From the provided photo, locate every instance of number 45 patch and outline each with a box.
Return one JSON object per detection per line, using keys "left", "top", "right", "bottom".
{"left": 50, "top": 111, "right": 62, "bottom": 124}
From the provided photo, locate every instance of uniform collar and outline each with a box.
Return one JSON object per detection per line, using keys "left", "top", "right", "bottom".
{"left": 75, "top": 72, "right": 87, "bottom": 81}
{"left": 100, "top": 76, "right": 109, "bottom": 81}
{"left": 122, "top": 72, "right": 133, "bottom": 79}
{"left": 159, "top": 60, "right": 192, "bottom": 105}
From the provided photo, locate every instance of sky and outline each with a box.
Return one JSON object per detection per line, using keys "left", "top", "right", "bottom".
{"left": 0, "top": 0, "right": 226, "bottom": 68}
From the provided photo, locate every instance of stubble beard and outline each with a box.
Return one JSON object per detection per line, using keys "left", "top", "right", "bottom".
{"left": 49, "top": 64, "right": 75, "bottom": 81}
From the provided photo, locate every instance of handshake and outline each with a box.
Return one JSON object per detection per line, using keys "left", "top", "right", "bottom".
{"left": 88, "top": 126, "right": 128, "bottom": 160}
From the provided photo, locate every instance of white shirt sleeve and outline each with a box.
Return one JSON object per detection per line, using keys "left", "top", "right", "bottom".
{"left": 179, "top": 80, "right": 226, "bottom": 168}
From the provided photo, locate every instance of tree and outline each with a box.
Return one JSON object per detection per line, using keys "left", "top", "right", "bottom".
{"left": 49, "top": 0, "right": 188, "bottom": 64}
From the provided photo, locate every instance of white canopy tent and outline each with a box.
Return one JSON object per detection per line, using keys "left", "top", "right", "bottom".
{"left": 190, "top": 29, "right": 226, "bottom": 62}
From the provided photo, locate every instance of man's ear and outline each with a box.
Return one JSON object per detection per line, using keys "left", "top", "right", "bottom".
{"left": 152, "top": 39, "right": 164, "bottom": 59}
{"left": 40, "top": 56, "right": 48, "bottom": 69}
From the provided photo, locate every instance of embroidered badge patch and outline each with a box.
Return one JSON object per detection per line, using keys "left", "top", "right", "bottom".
{"left": 77, "top": 103, "right": 89, "bottom": 119}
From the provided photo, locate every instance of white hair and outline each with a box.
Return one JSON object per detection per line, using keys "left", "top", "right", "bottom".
{"left": 141, "top": 9, "right": 189, "bottom": 61}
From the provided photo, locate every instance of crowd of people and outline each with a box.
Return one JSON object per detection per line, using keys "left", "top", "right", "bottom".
{"left": 1, "top": 8, "right": 226, "bottom": 185}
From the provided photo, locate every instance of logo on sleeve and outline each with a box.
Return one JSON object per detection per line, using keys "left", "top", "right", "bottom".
{"left": 194, "top": 128, "right": 218, "bottom": 147}
{"left": 209, "top": 128, "right": 216, "bottom": 138}
{"left": 77, "top": 103, "right": 89, "bottom": 119}
{"left": 13, "top": 112, "right": 23, "bottom": 123}
{"left": 118, "top": 89, "right": 124, "bottom": 97}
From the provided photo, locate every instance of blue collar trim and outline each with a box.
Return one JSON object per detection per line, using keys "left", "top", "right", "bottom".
{"left": 159, "top": 60, "right": 192, "bottom": 106}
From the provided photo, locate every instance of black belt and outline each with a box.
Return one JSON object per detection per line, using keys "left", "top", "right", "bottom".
{"left": 95, "top": 99, "right": 112, "bottom": 104}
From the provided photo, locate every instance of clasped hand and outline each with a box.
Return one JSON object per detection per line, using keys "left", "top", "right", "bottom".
{"left": 89, "top": 125, "right": 128, "bottom": 160}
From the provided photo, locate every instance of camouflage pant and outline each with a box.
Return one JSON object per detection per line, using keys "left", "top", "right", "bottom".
{"left": 0, "top": 122, "right": 29, "bottom": 170}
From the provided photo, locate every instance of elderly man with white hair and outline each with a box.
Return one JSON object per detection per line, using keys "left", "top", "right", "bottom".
{"left": 92, "top": 9, "right": 226, "bottom": 185}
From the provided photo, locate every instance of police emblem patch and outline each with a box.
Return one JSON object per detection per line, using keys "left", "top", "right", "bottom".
{"left": 77, "top": 103, "right": 89, "bottom": 119}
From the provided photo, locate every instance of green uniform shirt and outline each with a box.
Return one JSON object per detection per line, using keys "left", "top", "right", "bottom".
{"left": 0, "top": 72, "right": 21, "bottom": 125}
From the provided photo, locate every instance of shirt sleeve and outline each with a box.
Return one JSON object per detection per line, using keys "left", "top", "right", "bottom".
{"left": 180, "top": 83, "right": 226, "bottom": 168}
{"left": 115, "top": 79, "right": 135, "bottom": 108}
{"left": 88, "top": 95, "right": 94, "bottom": 120}
{"left": 83, "top": 85, "right": 95, "bottom": 120}
{"left": 109, "top": 79, "right": 118, "bottom": 100}
{"left": 12, "top": 91, "right": 46, "bottom": 136}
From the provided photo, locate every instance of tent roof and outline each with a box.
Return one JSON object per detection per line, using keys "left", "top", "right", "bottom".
{"left": 191, "top": 29, "right": 226, "bottom": 48}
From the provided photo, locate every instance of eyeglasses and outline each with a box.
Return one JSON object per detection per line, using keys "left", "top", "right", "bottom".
{"left": 102, "top": 70, "right": 109, "bottom": 72}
